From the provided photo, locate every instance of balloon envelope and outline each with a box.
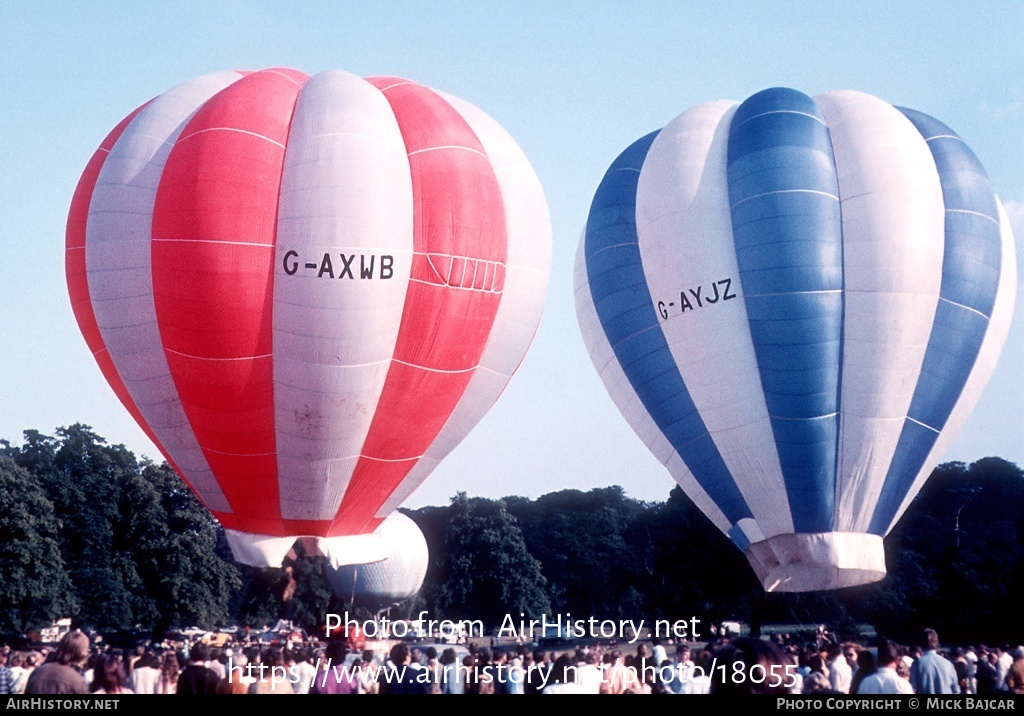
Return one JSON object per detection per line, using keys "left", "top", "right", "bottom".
{"left": 323, "top": 512, "right": 428, "bottom": 609}
{"left": 67, "top": 68, "right": 550, "bottom": 567}
{"left": 575, "top": 88, "right": 1016, "bottom": 592}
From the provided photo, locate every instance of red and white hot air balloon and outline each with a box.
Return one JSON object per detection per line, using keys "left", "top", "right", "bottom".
{"left": 66, "top": 68, "right": 550, "bottom": 567}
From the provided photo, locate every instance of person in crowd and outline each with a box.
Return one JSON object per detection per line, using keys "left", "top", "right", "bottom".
{"left": 976, "top": 647, "right": 1000, "bottom": 694}
{"left": 128, "top": 652, "right": 160, "bottom": 694}
{"left": 248, "top": 646, "right": 294, "bottom": 694}
{"left": 6, "top": 653, "right": 24, "bottom": 692}
{"left": 709, "top": 637, "right": 796, "bottom": 695}
{"left": 827, "top": 642, "right": 852, "bottom": 693}
{"left": 635, "top": 643, "right": 652, "bottom": 676}
{"left": 12, "top": 653, "right": 39, "bottom": 694}
{"left": 492, "top": 647, "right": 515, "bottom": 694}
{"left": 666, "top": 644, "right": 695, "bottom": 694}
{"left": 599, "top": 649, "right": 628, "bottom": 694}
{"left": 25, "top": 630, "right": 90, "bottom": 695}
{"left": 896, "top": 652, "right": 913, "bottom": 682}
{"left": 204, "top": 647, "right": 225, "bottom": 680}
{"left": 1005, "top": 647, "right": 1024, "bottom": 694}
{"left": 964, "top": 646, "right": 980, "bottom": 694}
{"left": 474, "top": 650, "right": 495, "bottom": 694}
{"left": 844, "top": 643, "right": 861, "bottom": 673}
{"left": 628, "top": 656, "right": 657, "bottom": 694}
{"left": 577, "top": 651, "right": 602, "bottom": 694}
{"left": 650, "top": 637, "right": 667, "bottom": 669}
{"left": 289, "top": 648, "right": 317, "bottom": 694}
{"left": 424, "top": 646, "right": 442, "bottom": 693}
{"left": 470, "top": 646, "right": 496, "bottom": 694}
{"left": 358, "top": 648, "right": 380, "bottom": 695}
{"left": 216, "top": 651, "right": 251, "bottom": 694}
{"left": 526, "top": 649, "right": 550, "bottom": 694}
{"left": 91, "top": 653, "right": 133, "bottom": 694}
{"left": 507, "top": 655, "right": 527, "bottom": 694}
{"left": 910, "top": 628, "right": 960, "bottom": 694}
{"left": 952, "top": 647, "right": 970, "bottom": 694}
{"left": 177, "top": 643, "right": 219, "bottom": 695}
{"left": 155, "top": 651, "right": 181, "bottom": 694}
{"left": 996, "top": 645, "right": 1014, "bottom": 692}
{"left": 684, "top": 648, "right": 712, "bottom": 694}
{"left": 309, "top": 640, "right": 356, "bottom": 694}
{"left": 82, "top": 652, "right": 99, "bottom": 687}
{"left": 460, "top": 653, "right": 482, "bottom": 694}
{"left": 849, "top": 649, "right": 876, "bottom": 696}
{"left": 378, "top": 642, "right": 429, "bottom": 695}
{"left": 0, "top": 652, "right": 15, "bottom": 694}
{"left": 795, "top": 644, "right": 814, "bottom": 679}
{"left": 543, "top": 654, "right": 584, "bottom": 694}
{"left": 126, "top": 645, "right": 144, "bottom": 676}
{"left": 858, "top": 640, "right": 913, "bottom": 695}
{"left": 802, "top": 653, "right": 833, "bottom": 694}
{"left": 436, "top": 648, "right": 463, "bottom": 695}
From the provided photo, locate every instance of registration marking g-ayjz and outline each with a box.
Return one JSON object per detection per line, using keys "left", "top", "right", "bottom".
{"left": 657, "top": 278, "right": 736, "bottom": 320}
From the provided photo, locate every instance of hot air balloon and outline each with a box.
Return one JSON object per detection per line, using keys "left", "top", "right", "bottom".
{"left": 575, "top": 88, "right": 1016, "bottom": 592}
{"left": 323, "top": 512, "right": 428, "bottom": 610}
{"left": 67, "top": 68, "right": 551, "bottom": 568}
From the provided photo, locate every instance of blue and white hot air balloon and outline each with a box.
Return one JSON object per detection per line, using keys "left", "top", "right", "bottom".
{"left": 323, "top": 512, "right": 429, "bottom": 610}
{"left": 575, "top": 88, "right": 1016, "bottom": 592}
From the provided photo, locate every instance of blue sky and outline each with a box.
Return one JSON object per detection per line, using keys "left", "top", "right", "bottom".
{"left": 2, "top": 1, "right": 1022, "bottom": 510}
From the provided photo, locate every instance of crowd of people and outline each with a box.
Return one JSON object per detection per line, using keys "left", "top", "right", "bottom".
{"left": 1, "top": 626, "right": 1022, "bottom": 695}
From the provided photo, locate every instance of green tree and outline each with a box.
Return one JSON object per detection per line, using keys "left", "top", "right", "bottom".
{"left": 36, "top": 425, "right": 137, "bottom": 630}
{"left": 644, "top": 485, "right": 759, "bottom": 625}
{"left": 3, "top": 426, "right": 240, "bottom": 636}
{"left": 872, "top": 458, "right": 1024, "bottom": 644}
{"left": 127, "top": 462, "right": 241, "bottom": 638}
{"left": 236, "top": 565, "right": 293, "bottom": 629}
{"left": 508, "top": 487, "right": 650, "bottom": 618}
{"left": 422, "top": 494, "right": 550, "bottom": 626}
{"left": 0, "top": 456, "right": 76, "bottom": 632}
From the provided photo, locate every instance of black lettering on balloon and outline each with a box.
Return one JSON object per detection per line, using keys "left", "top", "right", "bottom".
{"left": 281, "top": 250, "right": 396, "bottom": 281}
{"left": 283, "top": 250, "right": 299, "bottom": 275}
{"left": 705, "top": 282, "right": 720, "bottom": 304}
{"left": 655, "top": 276, "right": 738, "bottom": 321}
{"left": 318, "top": 253, "right": 334, "bottom": 279}
{"left": 689, "top": 285, "right": 703, "bottom": 308}
{"left": 339, "top": 253, "right": 355, "bottom": 279}
{"left": 720, "top": 278, "right": 736, "bottom": 301}
{"left": 360, "top": 255, "right": 375, "bottom": 279}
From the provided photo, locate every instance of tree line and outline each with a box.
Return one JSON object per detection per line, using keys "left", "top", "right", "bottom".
{"left": 1, "top": 425, "right": 1021, "bottom": 646}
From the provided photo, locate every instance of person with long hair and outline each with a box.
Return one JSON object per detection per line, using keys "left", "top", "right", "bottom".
{"left": 92, "top": 654, "right": 133, "bottom": 694}
{"left": 155, "top": 652, "right": 180, "bottom": 694}
{"left": 25, "top": 631, "right": 90, "bottom": 695}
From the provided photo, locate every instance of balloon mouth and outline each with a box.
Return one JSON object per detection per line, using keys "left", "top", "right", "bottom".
{"left": 745, "top": 532, "right": 887, "bottom": 593}
{"left": 224, "top": 529, "right": 391, "bottom": 568}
